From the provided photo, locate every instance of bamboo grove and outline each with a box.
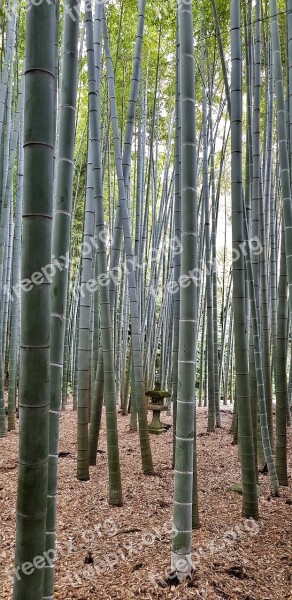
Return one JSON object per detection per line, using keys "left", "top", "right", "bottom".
{"left": 0, "top": 0, "right": 290, "bottom": 595}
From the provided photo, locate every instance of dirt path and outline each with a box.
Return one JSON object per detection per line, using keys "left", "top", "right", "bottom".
{"left": 0, "top": 405, "right": 291, "bottom": 599}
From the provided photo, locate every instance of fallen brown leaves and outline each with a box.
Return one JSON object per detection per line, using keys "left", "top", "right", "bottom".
{"left": 0, "top": 405, "right": 291, "bottom": 600}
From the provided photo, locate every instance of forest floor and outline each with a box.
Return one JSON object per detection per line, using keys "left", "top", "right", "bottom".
{"left": 0, "top": 403, "right": 291, "bottom": 600}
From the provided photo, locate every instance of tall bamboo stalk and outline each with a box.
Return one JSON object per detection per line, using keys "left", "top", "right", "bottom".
{"left": 172, "top": 0, "right": 198, "bottom": 579}
{"left": 44, "top": 3, "right": 79, "bottom": 595}
{"left": 230, "top": 0, "right": 258, "bottom": 519}
{"left": 13, "top": 2, "right": 55, "bottom": 597}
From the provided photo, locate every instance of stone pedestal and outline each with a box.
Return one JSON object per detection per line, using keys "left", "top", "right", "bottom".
{"left": 146, "top": 403, "right": 168, "bottom": 434}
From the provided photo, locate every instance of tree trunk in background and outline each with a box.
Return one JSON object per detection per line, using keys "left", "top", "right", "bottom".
{"left": 230, "top": 0, "right": 258, "bottom": 520}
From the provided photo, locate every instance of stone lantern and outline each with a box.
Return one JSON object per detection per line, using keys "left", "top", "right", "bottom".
{"left": 145, "top": 381, "right": 171, "bottom": 434}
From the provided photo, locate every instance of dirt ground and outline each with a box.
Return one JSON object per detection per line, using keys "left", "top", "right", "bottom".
{"left": 0, "top": 404, "right": 291, "bottom": 600}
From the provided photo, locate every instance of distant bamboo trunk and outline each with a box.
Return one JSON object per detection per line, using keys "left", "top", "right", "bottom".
{"left": 85, "top": 4, "right": 123, "bottom": 504}
{"left": 230, "top": 0, "right": 258, "bottom": 520}
{"left": 275, "top": 223, "right": 289, "bottom": 486}
{"left": 101, "top": 2, "right": 154, "bottom": 476}
{"left": 200, "top": 24, "right": 215, "bottom": 432}
{"left": 7, "top": 125, "right": 23, "bottom": 431}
